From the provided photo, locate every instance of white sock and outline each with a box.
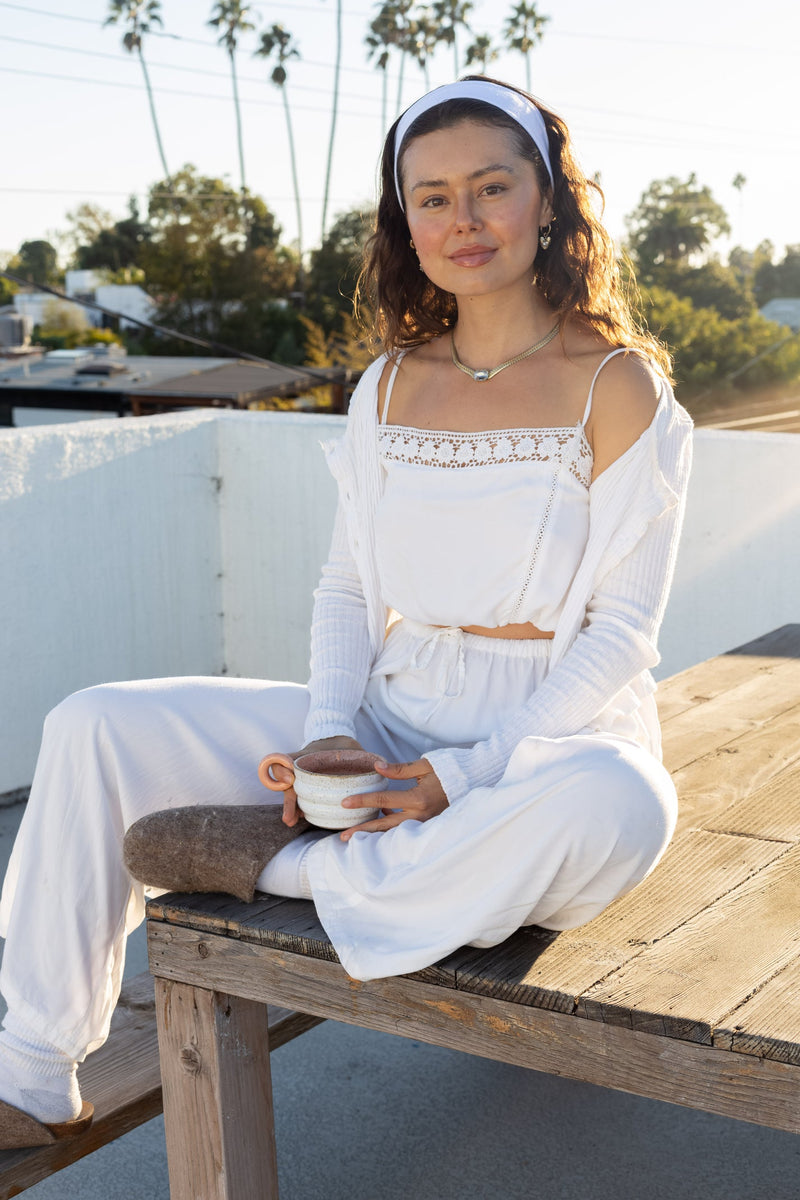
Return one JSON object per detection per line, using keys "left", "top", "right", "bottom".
{"left": 0, "top": 1013, "right": 82, "bottom": 1124}
{"left": 256, "top": 831, "right": 328, "bottom": 900}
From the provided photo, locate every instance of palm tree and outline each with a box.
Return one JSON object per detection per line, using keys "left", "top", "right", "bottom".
{"left": 431, "top": 0, "right": 473, "bottom": 78}
{"left": 255, "top": 25, "right": 303, "bottom": 273}
{"left": 105, "top": 1, "right": 170, "bottom": 183}
{"left": 208, "top": 1, "right": 256, "bottom": 195}
{"left": 411, "top": 6, "right": 440, "bottom": 89}
{"left": 464, "top": 32, "right": 498, "bottom": 73}
{"left": 502, "top": 1, "right": 549, "bottom": 92}
{"left": 366, "top": 3, "right": 396, "bottom": 133}
{"left": 320, "top": 0, "right": 343, "bottom": 242}
{"left": 367, "top": 1, "right": 418, "bottom": 120}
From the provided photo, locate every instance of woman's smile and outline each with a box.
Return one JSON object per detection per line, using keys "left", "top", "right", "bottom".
{"left": 447, "top": 243, "right": 497, "bottom": 267}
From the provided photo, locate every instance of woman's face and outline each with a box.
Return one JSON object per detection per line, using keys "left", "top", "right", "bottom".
{"left": 400, "top": 119, "right": 553, "bottom": 301}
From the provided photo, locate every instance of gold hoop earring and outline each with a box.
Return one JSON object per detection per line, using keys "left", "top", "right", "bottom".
{"left": 409, "top": 238, "right": 416, "bottom": 249}
{"left": 539, "top": 223, "right": 553, "bottom": 250}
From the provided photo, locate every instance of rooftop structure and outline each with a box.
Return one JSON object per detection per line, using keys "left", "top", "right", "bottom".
{"left": 0, "top": 348, "right": 358, "bottom": 425}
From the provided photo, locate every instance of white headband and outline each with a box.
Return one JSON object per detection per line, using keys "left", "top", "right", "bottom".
{"left": 393, "top": 80, "right": 554, "bottom": 210}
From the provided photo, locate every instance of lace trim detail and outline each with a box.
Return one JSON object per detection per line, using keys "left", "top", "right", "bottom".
{"left": 378, "top": 423, "right": 592, "bottom": 488}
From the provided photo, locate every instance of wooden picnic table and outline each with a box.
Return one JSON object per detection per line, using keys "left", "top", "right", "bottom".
{"left": 147, "top": 625, "right": 800, "bottom": 1199}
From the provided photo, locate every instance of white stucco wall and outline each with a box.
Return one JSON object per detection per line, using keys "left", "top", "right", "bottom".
{"left": 660, "top": 429, "right": 800, "bottom": 676}
{"left": 0, "top": 412, "right": 224, "bottom": 792}
{"left": 216, "top": 411, "right": 342, "bottom": 684}
{"left": 0, "top": 412, "right": 798, "bottom": 794}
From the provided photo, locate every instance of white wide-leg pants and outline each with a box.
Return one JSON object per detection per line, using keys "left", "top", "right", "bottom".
{"left": 0, "top": 623, "right": 677, "bottom": 1062}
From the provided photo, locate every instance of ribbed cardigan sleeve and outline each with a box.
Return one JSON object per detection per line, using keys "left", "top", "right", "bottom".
{"left": 302, "top": 503, "right": 373, "bottom": 744}
{"left": 422, "top": 412, "right": 694, "bottom": 803}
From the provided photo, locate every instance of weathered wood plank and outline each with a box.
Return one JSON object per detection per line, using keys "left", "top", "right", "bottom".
{"left": 657, "top": 641, "right": 800, "bottom": 725}
{"left": 156, "top": 978, "right": 279, "bottom": 1200}
{"left": 579, "top": 842, "right": 800, "bottom": 1042}
{"left": 714, "top": 953, "right": 800, "bottom": 1064}
{"left": 148, "top": 892, "right": 339, "bottom": 962}
{"left": 444, "top": 830, "right": 786, "bottom": 1012}
{"left": 669, "top": 702, "right": 800, "bottom": 836}
{"left": 701, "top": 759, "right": 800, "bottom": 842}
{"left": 659, "top": 663, "right": 800, "bottom": 773}
{"left": 146, "top": 923, "right": 800, "bottom": 1134}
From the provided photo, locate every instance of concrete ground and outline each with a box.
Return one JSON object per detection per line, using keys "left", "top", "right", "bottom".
{"left": 0, "top": 800, "right": 798, "bottom": 1200}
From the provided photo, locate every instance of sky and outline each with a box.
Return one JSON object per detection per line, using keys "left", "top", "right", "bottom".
{"left": 1, "top": 0, "right": 798, "bottom": 269}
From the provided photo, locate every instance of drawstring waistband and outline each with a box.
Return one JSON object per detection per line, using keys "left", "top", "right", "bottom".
{"left": 407, "top": 626, "right": 467, "bottom": 721}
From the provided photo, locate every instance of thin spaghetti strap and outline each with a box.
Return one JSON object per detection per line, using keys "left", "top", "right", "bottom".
{"left": 380, "top": 353, "right": 405, "bottom": 425}
{"left": 581, "top": 347, "right": 640, "bottom": 426}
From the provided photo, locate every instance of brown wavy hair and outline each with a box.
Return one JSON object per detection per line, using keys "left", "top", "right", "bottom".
{"left": 357, "top": 76, "right": 671, "bottom": 377}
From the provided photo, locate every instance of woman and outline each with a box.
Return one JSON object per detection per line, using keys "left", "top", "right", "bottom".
{"left": 0, "top": 77, "right": 693, "bottom": 1146}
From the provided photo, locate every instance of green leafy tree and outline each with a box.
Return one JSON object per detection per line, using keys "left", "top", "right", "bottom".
{"left": 306, "top": 206, "right": 375, "bottom": 335}
{"left": 104, "top": 1, "right": 171, "bottom": 183}
{"left": 208, "top": 1, "right": 256, "bottom": 196}
{"left": 134, "top": 165, "right": 297, "bottom": 357}
{"left": 754, "top": 245, "right": 800, "bottom": 305}
{"left": 625, "top": 174, "right": 731, "bottom": 271}
{"left": 73, "top": 197, "right": 152, "bottom": 272}
{"left": 320, "top": 0, "right": 343, "bottom": 242}
{"left": 432, "top": 0, "right": 473, "bottom": 77}
{"left": 648, "top": 260, "right": 755, "bottom": 322}
{"left": 503, "top": 1, "right": 548, "bottom": 91}
{"left": 641, "top": 284, "right": 800, "bottom": 399}
{"left": 465, "top": 32, "right": 499, "bottom": 73}
{"left": 14, "top": 240, "right": 59, "bottom": 285}
{"left": 255, "top": 26, "right": 303, "bottom": 272}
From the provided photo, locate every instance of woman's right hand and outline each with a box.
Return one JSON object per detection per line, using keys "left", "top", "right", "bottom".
{"left": 270, "top": 735, "right": 365, "bottom": 827}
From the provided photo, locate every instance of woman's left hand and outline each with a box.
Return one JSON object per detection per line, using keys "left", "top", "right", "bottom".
{"left": 339, "top": 757, "right": 448, "bottom": 842}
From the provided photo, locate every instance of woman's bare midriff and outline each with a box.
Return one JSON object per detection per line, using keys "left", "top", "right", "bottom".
{"left": 459, "top": 622, "right": 554, "bottom": 640}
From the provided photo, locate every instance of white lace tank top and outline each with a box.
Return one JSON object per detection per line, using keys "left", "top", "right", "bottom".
{"left": 374, "top": 355, "right": 601, "bottom": 631}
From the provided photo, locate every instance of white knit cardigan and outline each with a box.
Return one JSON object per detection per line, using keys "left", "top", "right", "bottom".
{"left": 303, "top": 353, "right": 695, "bottom": 804}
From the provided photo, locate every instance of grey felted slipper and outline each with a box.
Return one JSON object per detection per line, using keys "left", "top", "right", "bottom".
{"left": 123, "top": 805, "right": 311, "bottom": 902}
{"left": 0, "top": 1098, "right": 94, "bottom": 1149}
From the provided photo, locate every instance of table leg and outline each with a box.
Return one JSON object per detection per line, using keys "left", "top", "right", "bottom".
{"left": 155, "top": 977, "right": 280, "bottom": 1199}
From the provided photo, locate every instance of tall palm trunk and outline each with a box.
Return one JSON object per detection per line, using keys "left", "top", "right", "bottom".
{"left": 137, "top": 44, "right": 170, "bottom": 181}
{"left": 228, "top": 45, "right": 247, "bottom": 194}
{"left": 282, "top": 85, "right": 303, "bottom": 282}
{"left": 321, "top": 0, "right": 342, "bottom": 241}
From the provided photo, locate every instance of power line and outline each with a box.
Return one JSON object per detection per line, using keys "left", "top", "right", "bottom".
{"left": 0, "top": 33, "right": 378, "bottom": 100}
{"left": 2, "top": 63, "right": 795, "bottom": 154}
{"left": 0, "top": 1, "right": 787, "bottom": 59}
{"left": 0, "top": 33, "right": 782, "bottom": 141}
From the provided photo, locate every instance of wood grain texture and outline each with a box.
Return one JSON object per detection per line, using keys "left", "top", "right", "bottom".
{"left": 156, "top": 978, "right": 279, "bottom": 1200}
{"left": 148, "top": 891, "right": 339, "bottom": 962}
{"left": 147, "top": 924, "right": 800, "bottom": 1134}
{"left": 656, "top": 625, "right": 800, "bottom": 724}
{"left": 669, "top": 702, "right": 800, "bottom": 835}
{"left": 0, "top": 972, "right": 321, "bottom": 1199}
{"left": 701, "top": 760, "right": 800, "bottom": 842}
{"left": 714, "top": 954, "right": 800, "bottom": 1064}
{"left": 449, "top": 830, "right": 788, "bottom": 1012}
{"left": 580, "top": 843, "right": 800, "bottom": 1042}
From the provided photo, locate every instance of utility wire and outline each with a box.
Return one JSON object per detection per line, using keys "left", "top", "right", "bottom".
{"left": 0, "top": 267, "right": 336, "bottom": 379}
{"left": 1, "top": 65, "right": 791, "bottom": 154}
{"left": 0, "top": 1, "right": 786, "bottom": 57}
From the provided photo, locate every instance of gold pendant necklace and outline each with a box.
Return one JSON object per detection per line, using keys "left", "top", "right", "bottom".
{"left": 450, "top": 322, "right": 559, "bottom": 382}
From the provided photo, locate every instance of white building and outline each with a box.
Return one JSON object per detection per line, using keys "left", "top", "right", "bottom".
{"left": 12, "top": 270, "right": 156, "bottom": 332}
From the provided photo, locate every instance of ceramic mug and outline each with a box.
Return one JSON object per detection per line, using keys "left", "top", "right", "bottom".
{"left": 258, "top": 748, "right": 387, "bottom": 830}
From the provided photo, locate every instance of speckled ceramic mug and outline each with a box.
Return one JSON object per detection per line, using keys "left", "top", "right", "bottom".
{"left": 258, "top": 748, "right": 387, "bottom": 830}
